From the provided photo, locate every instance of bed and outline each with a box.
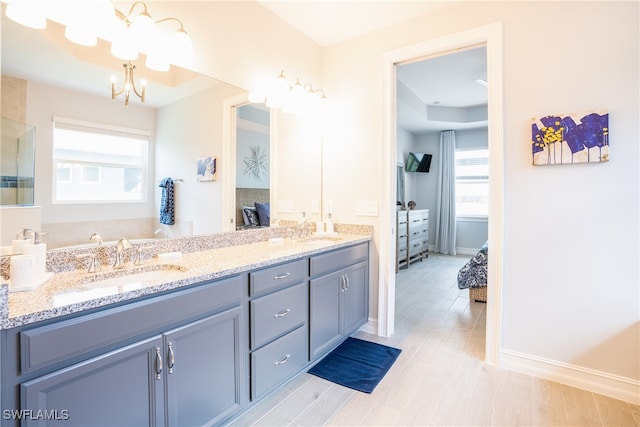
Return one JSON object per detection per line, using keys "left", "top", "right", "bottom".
{"left": 457, "top": 241, "right": 488, "bottom": 302}
{"left": 235, "top": 188, "right": 270, "bottom": 230}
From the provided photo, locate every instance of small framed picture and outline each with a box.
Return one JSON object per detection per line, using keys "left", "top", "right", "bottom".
{"left": 197, "top": 156, "right": 217, "bottom": 181}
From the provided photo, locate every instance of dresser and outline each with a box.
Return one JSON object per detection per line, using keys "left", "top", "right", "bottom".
{"left": 396, "top": 209, "right": 429, "bottom": 271}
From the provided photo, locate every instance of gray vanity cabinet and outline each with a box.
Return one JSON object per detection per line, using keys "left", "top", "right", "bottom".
{"left": 309, "top": 243, "right": 369, "bottom": 360}
{"left": 5, "top": 275, "right": 246, "bottom": 427}
{"left": 164, "top": 306, "right": 243, "bottom": 427}
{"left": 21, "top": 336, "right": 166, "bottom": 427}
{"left": 20, "top": 307, "right": 244, "bottom": 427}
{"left": 248, "top": 259, "right": 309, "bottom": 401}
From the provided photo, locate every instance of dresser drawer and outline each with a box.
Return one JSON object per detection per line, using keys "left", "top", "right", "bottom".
{"left": 397, "top": 211, "right": 408, "bottom": 223}
{"left": 250, "top": 258, "right": 308, "bottom": 296}
{"left": 251, "top": 325, "right": 307, "bottom": 400}
{"left": 408, "top": 239, "right": 423, "bottom": 256}
{"left": 250, "top": 282, "right": 307, "bottom": 349}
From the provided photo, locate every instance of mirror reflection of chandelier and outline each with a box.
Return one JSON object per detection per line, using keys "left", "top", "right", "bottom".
{"left": 1, "top": 0, "right": 194, "bottom": 104}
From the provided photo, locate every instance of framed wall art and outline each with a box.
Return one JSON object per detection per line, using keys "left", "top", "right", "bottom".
{"left": 197, "top": 156, "right": 217, "bottom": 181}
{"left": 531, "top": 110, "right": 609, "bottom": 165}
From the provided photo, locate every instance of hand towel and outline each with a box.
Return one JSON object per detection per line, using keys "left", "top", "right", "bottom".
{"left": 159, "top": 177, "right": 175, "bottom": 225}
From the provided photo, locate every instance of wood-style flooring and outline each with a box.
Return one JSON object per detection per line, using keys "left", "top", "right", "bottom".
{"left": 229, "top": 253, "right": 640, "bottom": 426}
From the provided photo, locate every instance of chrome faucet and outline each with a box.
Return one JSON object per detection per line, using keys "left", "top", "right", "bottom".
{"left": 89, "top": 233, "right": 103, "bottom": 246}
{"left": 113, "top": 238, "right": 132, "bottom": 269}
{"left": 154, "top": 228, "right": 168, "bottom": 239}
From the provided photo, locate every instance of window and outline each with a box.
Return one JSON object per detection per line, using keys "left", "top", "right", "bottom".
{"left": 52, "top": 117, "right": 149, "bottom": 203}
{"left": 455, "top": 148, "right": 489, "bottom": 217}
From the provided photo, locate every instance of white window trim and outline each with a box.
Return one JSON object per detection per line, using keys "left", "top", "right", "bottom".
{"left": 52, "top": 117, "right": 149, "bottom": 204}
{"left": 455, "top": 147, "right": 489, "bottom": 218}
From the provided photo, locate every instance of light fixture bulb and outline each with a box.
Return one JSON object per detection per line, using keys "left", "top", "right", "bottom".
{"left": 168, "top": 28, "right": 193, "bottom": 64}
{"left": 5, "top": 3, "right": 47, "bottom": 29}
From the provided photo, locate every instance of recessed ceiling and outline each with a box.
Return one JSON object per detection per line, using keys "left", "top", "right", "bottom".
{"left": 397, "top": 46, "right": 488, "bottom": 133}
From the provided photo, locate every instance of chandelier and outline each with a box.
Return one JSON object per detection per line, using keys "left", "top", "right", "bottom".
{"left": 2, "top": 0, "right": 194, "bottom": 105}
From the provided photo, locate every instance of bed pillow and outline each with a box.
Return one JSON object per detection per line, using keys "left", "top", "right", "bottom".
{"left": 242, "top": 207, "right": 260, "bottom": 226}
{"left": 241, "top": 206, "right": 256, "bottom": 226}
{"left": 254, "top": 202, "right": 270, "bottom": 226}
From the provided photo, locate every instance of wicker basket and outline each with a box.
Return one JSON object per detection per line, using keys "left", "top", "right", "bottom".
{"left": 469, "top": 287, "right": 487, "bottom": 303}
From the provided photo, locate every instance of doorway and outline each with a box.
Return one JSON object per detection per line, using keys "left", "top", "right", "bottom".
{"left": 381, "top": 23, "right": 504, "bottom": 365}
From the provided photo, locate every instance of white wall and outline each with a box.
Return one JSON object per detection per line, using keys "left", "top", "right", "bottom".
{"left": 155, "top": 84, "right": 245, "bottom": 236}
{"left": 323, "top": 0, "right": 639, "bottom": 396}
{"left": 236, "top": 128, "right": 270, "bottom": 189}
{"left": 409, "top": 128, "right": 488, "bottom": 252}
{"left": 149, "top": 2, "right": 322, "bottom": 100}
{"left": 27, "top": 81, "right": 157, "bottom": 224}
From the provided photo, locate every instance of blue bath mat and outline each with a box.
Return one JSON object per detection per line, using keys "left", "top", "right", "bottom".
{"left": 308, "top": 337, "right": 401, "bottom": 393}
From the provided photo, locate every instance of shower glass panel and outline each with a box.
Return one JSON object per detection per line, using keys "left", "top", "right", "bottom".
{"left": 1, "top": 117, "right": 35, "bottom": 205}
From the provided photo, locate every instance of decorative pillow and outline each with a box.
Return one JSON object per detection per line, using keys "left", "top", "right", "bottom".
{"left": 241, "top": 206, "right": 256, "bottom": 226}
{"left": 242, "top": 207, "right": 260, "bottom": 227}
{"left": 254, "top": 202, "right": 270, "bottom": 227}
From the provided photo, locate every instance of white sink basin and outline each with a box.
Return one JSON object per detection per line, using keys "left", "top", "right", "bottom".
{"left": 82, "top": 264, "right": 187, "bottom": 290}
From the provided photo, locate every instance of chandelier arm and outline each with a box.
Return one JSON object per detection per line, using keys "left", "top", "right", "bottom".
{"left": 154, "top": 17, "right": 186, "bottom": 31}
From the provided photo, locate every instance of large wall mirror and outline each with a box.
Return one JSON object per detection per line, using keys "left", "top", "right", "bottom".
{"left": 1, "top": 5, "right": 321, "bottom": 249}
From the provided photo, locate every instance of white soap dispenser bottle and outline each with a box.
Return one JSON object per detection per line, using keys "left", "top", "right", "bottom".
{"left": 326, "top": 213, "right": 334, "bottom": 234}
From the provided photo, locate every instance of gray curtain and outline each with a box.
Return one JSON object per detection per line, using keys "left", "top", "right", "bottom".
{"left": 434, "top": 130, "right": 457, "bottom": 255}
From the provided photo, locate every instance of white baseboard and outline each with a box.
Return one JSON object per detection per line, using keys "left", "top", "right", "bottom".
{"left": 359, "top": 317, "right": 378, "bottom": 335}
{"left": 500, "top": 349, "right": 640, "bottom": 405}
{"left": 456, "top": 246, "right": 479, "bottom": 256}
{"left": 427, "top": 245, "right": 479, "bottom": 256}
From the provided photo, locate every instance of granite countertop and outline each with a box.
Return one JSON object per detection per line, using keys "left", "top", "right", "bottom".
{"left": 0, "top": 234, "right": 371, "bottom": 330}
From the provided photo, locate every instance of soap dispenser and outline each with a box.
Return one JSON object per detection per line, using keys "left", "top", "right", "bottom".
{"left": 326, "top": 213, "right": 334, "bottom": 234}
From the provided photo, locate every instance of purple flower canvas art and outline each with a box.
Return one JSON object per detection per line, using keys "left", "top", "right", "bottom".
{"left": 531, "top": 110, "right": 609, "bottom": 165}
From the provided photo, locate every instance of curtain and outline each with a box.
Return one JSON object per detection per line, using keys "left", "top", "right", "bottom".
{"left": 434, "top": 130, "right": 457, "bottom": 255}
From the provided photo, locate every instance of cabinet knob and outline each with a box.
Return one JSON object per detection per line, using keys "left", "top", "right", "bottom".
{"left": 273, "top": 272, "right": 291, "bottom": 280}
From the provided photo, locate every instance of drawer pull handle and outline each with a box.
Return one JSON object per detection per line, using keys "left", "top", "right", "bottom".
{"left": 274, "top": 309, "right": 291, "bottom": 318}
{"left": 155, "top": 347, "right": 163, "bottom": 380}
{"left": 274, "top": 354, "right": 291, "bottom": 366}
{"left": 273, "top": 272, "right": 291, "bottom": 280}
{"left": 167, "top": 342, "right": 175, "bottom": 374}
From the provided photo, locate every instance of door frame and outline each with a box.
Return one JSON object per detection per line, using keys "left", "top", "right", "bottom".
{"left": 222, "top": 94, "right": 277, "bottom": 232}
{"left": 380, "top": 22, "right": 504, "bottom": 366}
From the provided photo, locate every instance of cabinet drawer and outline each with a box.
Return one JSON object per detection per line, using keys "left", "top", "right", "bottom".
{"left": 409, "top": 225, "right": 423, "bottom": 239}
{"left": 409, "top": 239, "right": 423, "bottom": 255}
{"left": 250, "top": 258, "right": 308, "bottom": 296}
{"left": 251, "top": 325, "right": 307, "bottom": 400}
{"left": 250, "top": 283, "right": 308, "bottom": 349}
{"left": 310, "top": 242, "right": 368, "bottom": 277}
{"left": 20, "top": 275, "right": 243, "bottom": 375}
{"left": 397, "top": 211, "right": 407, "bottom": 224}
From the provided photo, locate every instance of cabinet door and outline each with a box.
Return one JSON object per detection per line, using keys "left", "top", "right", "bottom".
{"left": 21, "top": 336, "right": 164, "bottom": 427}
{"left": 309, "top": 271, "right": 342, "bottom": 360}
{"left": 342, "top": 261, "right": 368, "bottom": 335}
{"left": 164, "top": 306, "right": 244, "bottom": 427}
